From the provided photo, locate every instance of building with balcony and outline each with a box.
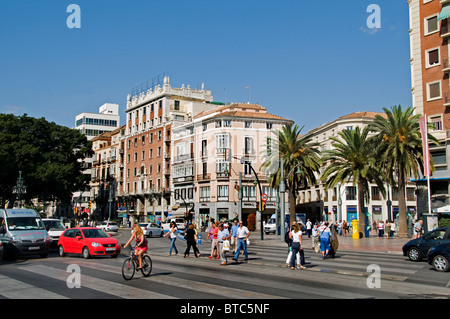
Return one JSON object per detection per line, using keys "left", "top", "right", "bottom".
{"left": 408, "top": 0, "right": 450, "bottom": 212}
{"left": 297, "top": 111, "right": 417, "bottom": 224}
{"left": 119, "top": 76, "right": 218, "bottom": 224}
{"left": 172, "top": 102, "right": 293, "bottom": 229}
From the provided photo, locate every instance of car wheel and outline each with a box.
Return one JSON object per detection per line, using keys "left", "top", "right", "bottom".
{"left": 82, "top": 247, "right": 91, "bottom": 259}
{"left": 432, "top": 255, "right": 450, "bottom": 272}
{"left": 407, "top": 247, "right": 422, "bottom": 262}
{"left": 58, "top": 245, "right": 65, "bottom": 257}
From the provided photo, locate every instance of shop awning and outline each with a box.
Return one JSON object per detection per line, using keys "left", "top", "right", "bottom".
{"left": 438, "top": 4, "right": 450, "bottom": 21}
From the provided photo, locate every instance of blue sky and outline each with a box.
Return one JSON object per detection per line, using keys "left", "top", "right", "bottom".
{"left": 0, "top": 0, "right": 411, "bottom": 133}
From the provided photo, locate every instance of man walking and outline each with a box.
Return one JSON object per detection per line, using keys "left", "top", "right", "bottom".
{"left": 230, "top": 219, "right": 239, "bottom": 254}
{"left": 306, "top": 219, "right": 312, "bottom": 238}
{"left": 233, "top": 221, "right": 250, "bottom": 262}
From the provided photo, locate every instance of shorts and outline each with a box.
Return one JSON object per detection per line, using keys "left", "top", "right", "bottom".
{"left": 136, "top": 246, "right": 148, "bottom": 253}
{"left": 320, "top": 239, "right": 331, "bottom": 252}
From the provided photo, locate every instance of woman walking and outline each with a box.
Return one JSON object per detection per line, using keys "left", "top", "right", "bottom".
{"left": 184, "top": 224, "right": 200, "bottom": 258}
{"left": 208, "top": 222, "right": 219, "bottom": 259}
{"left": 164, "top": 221, "right": 178, "bottom": 256}
{"left": 289, "top": 224, "right": 306, "bottom": 270}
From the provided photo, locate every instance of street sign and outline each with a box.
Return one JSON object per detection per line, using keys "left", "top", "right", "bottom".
{"left": 261, "top": 194, "right": 269, "bottom": 202}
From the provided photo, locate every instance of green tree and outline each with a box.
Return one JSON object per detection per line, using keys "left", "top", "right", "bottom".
{"left": 368, "top": 106, "right": 439, "bottom": 238}
{"left": 321, "top": 126, "right": 385, "bottom": 237}
{"left": 0, "top": 114, "right": 93, "bottom": 207}
{"left": 261, "top": 124, "right": 321, "bottom": 224}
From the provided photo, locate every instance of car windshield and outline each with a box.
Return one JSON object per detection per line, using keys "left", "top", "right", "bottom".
{"left": 424, "top": 230, "right": 446, "bottom": 240}
{"left": 43, "top": 220, "right": 65, "bottom": 231}
{"left": 82, "top": 228, "right": 110, "bottom": 238}
{"left": 7, "top": 217, "right": 45, "bottom": 231}
{"left": 138, "top": 223, "right": 148, "bottom": 227}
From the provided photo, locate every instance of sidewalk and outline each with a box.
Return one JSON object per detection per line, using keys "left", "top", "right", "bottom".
{"left": 248, "top": 232, "right": 411, "bottom": 254}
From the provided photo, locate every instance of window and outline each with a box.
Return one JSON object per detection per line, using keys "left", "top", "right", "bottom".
{"left": 245, "top": 121, "right": 252, "bottom": 128}
{"left": 215, "top": 120, "right": 222, "bottom": 128}
{"left": 216, "top": 134, "right": 230, "bottom": 153}
{"left": 426, "top": 48, "right": 440, "bottom": 68}
{"left": 427, "top": 81, "right": 441, "bottom": 101}
{"left": 266, "top": 122, "right": 273, "bottom": 130}
{"left": 425, "top": 15, "right": 439, "bottom": 35}
{"left": 200, "top": 186, "right": 210, "bottom": 202}
{"left": 218, "top": 186, "right": 229, "bottom": 201}
{"left": 346, "top": 186, "right": 357, "bottom": 201}
{"left": 203, "top": 123, "right": 207, "bottom": 131}
{"left": 216, "top": 158, "right": 230, "bottom": 174}
{"left": 431, "top": 150, "right": 446, "bottom": 164}
{"left": 224, "top": 120, "right": 231, "bottom": 127}
{"left": 371, "top": 186, "right": 381, "bottom": 201}
{"left": 244, "top": 136, "right": 254, "bottom": 154}
{"left": 430, "top": 115, "right": 443, "bottom": 131}
{"left": 266, "top": 137, "right": 272, "bottom": 156}
{"left": 174, "top": 100, "right": 180, "bottom": 110}
{"left": 242, "top": 186, "right": 256, "bottom": 200}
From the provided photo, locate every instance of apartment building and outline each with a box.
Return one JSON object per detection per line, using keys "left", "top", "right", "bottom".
{"left": 408, "top": 0, "right": 450, "bottom": 212}
{"left": 90, "top": 125, "right": 125, "bottom": 221}
{"left": 172, "top": 103, "right": 293, "bottom": 229}
{"left": 72, "top": 103, "right": 121, "bottom": 218}
{"left": 298, "top": 112, "right": 417, "bottom": 224}
{"left": 119, "top": 76, "right": 218, "bottom": 224}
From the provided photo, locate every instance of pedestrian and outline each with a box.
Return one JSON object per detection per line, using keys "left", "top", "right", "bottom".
{"left": 230, "top": 219, "right": 239, "bottom": 254}
{"left": 342, "top": 220, "right": 349, "bottom": 237}
{"left": 312, "top": 224, "right": 320, "bottom": 252}
{"left": 413, "top": 220, "right": 423, "bottom": 239}
{"left": 385, "top": 220, "right": 391, "bottom": 239}
{"left": 390, "top": 221, "right": 396, "bottom": 238}
{"left": 183, "top": 224, "right": 200, "bottom": 258}
{"left": 288, "top": 224, "right": 306, "bottom": 270}
{"left": 207, "top": 222, "right": 219, "bottom": 259}
{"left": 378, "top": 220, "right": 385, "bottom": 238}
{"left": 217, "top": 223, "right": 230, "bottom": 266}
{"left": 319, "top": 222, "right": 332, "bottom": 259}
{"left": 306, "top": 219, "right": 312, "bottom": 238}
{"left": 163, "top": 221, "right": 178, "bottom": 256}
{"left": 233, "top": 221, "right": 250, "bottom": 262}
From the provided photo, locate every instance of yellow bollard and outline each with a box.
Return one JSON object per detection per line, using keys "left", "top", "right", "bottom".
{"left": 352, "top": 219, "right": 359, "bottom": 239}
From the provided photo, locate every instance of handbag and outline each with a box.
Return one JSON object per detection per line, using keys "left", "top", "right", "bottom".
{"left": 222, "top": 240, "right": 230, "bottom": 252}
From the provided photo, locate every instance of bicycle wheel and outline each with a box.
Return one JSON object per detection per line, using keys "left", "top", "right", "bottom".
{"left": 141, "top": 255, "right": 152, "bottom": 277}
{"left": 122, "top": 257, "right": 136, "bottom": 280}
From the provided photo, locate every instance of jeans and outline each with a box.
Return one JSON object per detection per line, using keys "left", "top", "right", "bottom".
{"left": 169, "top": 237, "right": 178, "bottom": 255}
{"left": 234, "top": 238, "right": 248, "bottom": 260}
{"left": 290, "top": 242, "right": 305, "bottom": 268}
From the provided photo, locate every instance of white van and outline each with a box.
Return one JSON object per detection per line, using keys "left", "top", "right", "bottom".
{"left": 162, "top": 218, "right": 185, "bottom": 231}
{"left": 42, "top": 218, "right": 66, "bottom": 248}
{"left": 264, "top": 214, "right": 277, "bottom": 234}
{"left": 0, "top": 209, "right": 51, "bottom": 258}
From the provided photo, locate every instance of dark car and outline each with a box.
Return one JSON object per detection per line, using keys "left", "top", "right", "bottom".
{"left": 0, "top": 240, "right": 3, "bottom": 261}
{"left": 427, "top": 243, "right": 450, "bottom": 272}
{"left": 402, "top": 227, "right": 450, "bottom": 262}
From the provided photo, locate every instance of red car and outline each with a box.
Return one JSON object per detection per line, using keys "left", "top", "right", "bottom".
{"left": 58, "top": 227, "right": 121, "bottom": 259}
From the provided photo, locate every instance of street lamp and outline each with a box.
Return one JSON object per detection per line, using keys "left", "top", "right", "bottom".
{"left": 12, "top": 171, "right": 27, "bottom": 208}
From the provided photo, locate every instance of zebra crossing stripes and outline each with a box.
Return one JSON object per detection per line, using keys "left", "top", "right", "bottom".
{"left": 17, "top": 264, "right": 176, "bottom": 299}
{"left": 0, "top": 273, "right": 68, "bottom": 299}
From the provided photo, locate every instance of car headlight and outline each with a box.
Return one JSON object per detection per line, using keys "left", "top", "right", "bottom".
{"left": 91, "top": 242, "right": 102, "bottom": 247}
{"left": 11, "top": 235, "right": 22, "bottom": 243}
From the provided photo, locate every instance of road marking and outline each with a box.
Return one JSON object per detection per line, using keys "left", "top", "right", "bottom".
{"left": 0, "top": 274, "right": 68, "bottom": 299}
{"left": 18, "top": 264, "right": 176, "bottom": 299}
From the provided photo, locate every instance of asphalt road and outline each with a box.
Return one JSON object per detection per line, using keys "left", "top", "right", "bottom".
{"left": 0, "top": 228, "right": 448, "bottom": 304}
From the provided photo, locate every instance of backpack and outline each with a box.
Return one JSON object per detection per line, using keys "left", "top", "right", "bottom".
{"left": 285, "top": 231, "right": 292, "bottom": 244}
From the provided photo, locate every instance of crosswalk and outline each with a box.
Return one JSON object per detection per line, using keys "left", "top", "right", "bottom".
{"left": 1, "top": 242, "right": 449, "bottom": 300}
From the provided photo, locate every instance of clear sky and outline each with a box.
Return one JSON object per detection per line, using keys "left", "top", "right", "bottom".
{"left": 0, "top": 0, "right": 411, "bottom": 133}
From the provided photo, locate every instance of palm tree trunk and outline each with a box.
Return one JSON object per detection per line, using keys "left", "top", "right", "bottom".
{"left": 398, "top": 170, "right": 408, "bottom": 238}
{"left": 357, "top": 180, "right": 365, "bottom": 238}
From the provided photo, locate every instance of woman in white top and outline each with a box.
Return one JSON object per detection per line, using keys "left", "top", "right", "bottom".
{"left": 163, "top": 221, "right": 178, "bottom": 256}
{"left": 289, "top": 224, "right": 306, "bottom": 270}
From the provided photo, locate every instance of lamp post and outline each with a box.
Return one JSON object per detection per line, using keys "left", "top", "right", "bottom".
{"left": 13, "top": 171, "right": 27, "bottom": 208}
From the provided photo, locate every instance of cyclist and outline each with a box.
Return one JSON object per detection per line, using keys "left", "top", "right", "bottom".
{"left": 124, "top": 224, "right": 148, "bottom": 269}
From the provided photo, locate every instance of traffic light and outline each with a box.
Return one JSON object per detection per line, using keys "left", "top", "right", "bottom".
{"left": 225, "top": 148, "right": 232, "bottom": 162}
{"left": 261, "top": 201, "right": 266, "bottom": 212}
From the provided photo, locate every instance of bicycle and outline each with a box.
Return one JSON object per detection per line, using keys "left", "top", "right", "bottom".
{"left": 122, "top": 245, "right": 152, "bottom": 280}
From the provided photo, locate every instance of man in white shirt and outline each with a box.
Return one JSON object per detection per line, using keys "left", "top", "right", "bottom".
{"left": 306, "top": 219, "right": 312, "bottom": 238}
{"left": 232, "top": 221, "right": 250, "bottom": 262}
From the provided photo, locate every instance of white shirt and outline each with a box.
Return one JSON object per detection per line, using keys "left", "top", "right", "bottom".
{"left": 236, "top": 226, "right": 249, "bottom": 239}
{"left": 306, "top": 221, "right": 312, "bottom": 230}
{"left": 291, "top": 230, "right": 302, "bottom": 242}
{"left": 169, "top": 227, "right": 177, "bottom": 239}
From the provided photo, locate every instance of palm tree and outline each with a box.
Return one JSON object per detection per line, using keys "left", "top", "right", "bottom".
{"left": 368, "top": 105, "right": 439, "bottom": 238}
{"left": 261, "top": 124, "right": 321, "bottom": 225}
{"left": 321, "top": 126, "right": 385, "bottom": 237}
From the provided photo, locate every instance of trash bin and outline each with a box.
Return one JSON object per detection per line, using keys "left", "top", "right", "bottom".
{"left": 352, "top": 219, "right": 359, "bottom": 239}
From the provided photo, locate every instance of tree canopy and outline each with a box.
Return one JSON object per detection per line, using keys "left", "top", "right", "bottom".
{"left": 0, "top": 113, "right": 93, "bottom": 207}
